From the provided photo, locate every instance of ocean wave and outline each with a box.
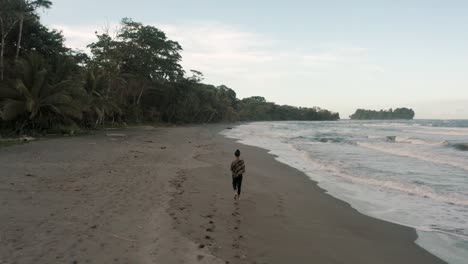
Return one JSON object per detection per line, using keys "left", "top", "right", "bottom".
{"left": 289, "top": 134, "right": 346, "bottom": 144}
{"left": 369, "top": 135, "right": 448, "bottom": 146}
{"left": 301, "top": 152, "right": 468, "bottom": 207}
{"left": 356, "top": 142, "right": 468, "bottom": 171}
{"left": 404, "top": 128, "right": 468, "bottom": 136}
{"left": 363, "top": 123, "right": 414, "bottom": 128}
{"left": 383, "top": 136, "right": 467, "bottom": 151}
{"left": 315, "top": 137, "right": 344, "bottom": 143}
{"left": 392, "top": 136, "right": 448, "bottom": 146}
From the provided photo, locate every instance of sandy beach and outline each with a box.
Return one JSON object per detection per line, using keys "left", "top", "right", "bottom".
{"left": 0, "top": 125, "right": 446, "bottom": 264}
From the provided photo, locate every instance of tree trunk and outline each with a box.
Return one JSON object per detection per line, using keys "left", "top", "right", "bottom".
{"left": 0, "top": 18, "right": 3, "bottom": 80}
{"left": 191, "top": 109, "right": 201, "bottom": 123}
{"left": 0, "top": 16, "right": 20, "bottom": 80}
{"left": 106, "top": 73, "right": 111, "bottom": 99}
{"left": 0, "top": 36, "right": 5, "bottom": 81}
{"left": 15, "top": 15, "right": 24, "bottom": 62}
{"left": 136, "top": 84, "right": 145, "bottom": 105}
{"left": 0, "top": 19, "right": 4, "bottom": 81}
{"left": 206, "top": 111, "right": 217, "bottom": 123}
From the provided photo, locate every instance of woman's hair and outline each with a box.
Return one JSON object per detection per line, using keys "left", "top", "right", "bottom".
{"left": 235, "top": 149, "right": 241, "bottom": 157}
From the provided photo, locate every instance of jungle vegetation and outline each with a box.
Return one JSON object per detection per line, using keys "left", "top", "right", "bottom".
{"left": 0, "top": 0, "right": 339, "bottom": 135}
{"left": 350, "top": 108, "right": 415, "bottom": 120}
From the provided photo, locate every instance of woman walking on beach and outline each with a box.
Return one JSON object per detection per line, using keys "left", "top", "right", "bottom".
{"left": 231, "top": 149, "right": 245, "bottom": 200}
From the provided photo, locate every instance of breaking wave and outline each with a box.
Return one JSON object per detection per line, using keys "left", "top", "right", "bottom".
{"left": 356, "top": 141, "right": 468, "bottom": 171}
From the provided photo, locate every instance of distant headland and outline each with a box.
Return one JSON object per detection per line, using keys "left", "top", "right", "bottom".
{"left": 350, "top": 108, "right": 415, "bottom": 120}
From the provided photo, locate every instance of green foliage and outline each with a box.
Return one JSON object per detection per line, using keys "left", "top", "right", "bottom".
{"left": 237, "top": 97, "right": 339, "bottom": 121}
{"left": 350, "top": 108, "right": 415, "bottom": 120}
{"left": 0, "top": 2, "right": 340, "bottom": 136}
{"left": 0, "top": 53, "right": 86, "bottom": 133}
{"left": 117, "top": 18, "right": 184, "bottom": 82}
{"left": 81, "top": 67, "right": 123, "bottom": 127}
{"left": 16, "top": 19, "right": 68, "bottom": 57}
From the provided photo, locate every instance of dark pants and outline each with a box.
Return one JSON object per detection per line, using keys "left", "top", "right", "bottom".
{"left": 232, "top": 174, "right": 243, "bottom": 195}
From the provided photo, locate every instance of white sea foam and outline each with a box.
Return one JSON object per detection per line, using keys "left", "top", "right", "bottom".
{"left": 404, "top": 127, "right": 468, "bottom": 136}
{"left": 393, "top": 136, "right": 447, "bottom": 146}
{"left": 363, "top": 122, "right": 414, "bottom": 128}
{"left": 290, "top": 148, "right": 468, "bottom": 207}
{"left": 356, "top": 141, "right": 468, "bottom": 171}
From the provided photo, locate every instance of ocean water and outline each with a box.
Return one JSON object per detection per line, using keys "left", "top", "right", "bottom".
{"left": 222, "top": 120, "right": 468, "bottom": 264}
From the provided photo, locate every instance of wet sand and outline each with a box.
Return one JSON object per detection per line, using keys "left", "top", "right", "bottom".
{"left": 0, "top": 125, "right": 446, "bottom": 263}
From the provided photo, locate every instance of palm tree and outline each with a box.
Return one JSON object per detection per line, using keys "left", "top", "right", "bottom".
{"left": 15, "top": 0, "right": 52, "bottom": 61}
{"left": 0, "top": 0, "right": 21, "bottom": 80}
{"left": 83, "top": 68, "right": 122, "bottom": 127}
{"left": 0, "top": 53, "right": 84, "bottom": 132}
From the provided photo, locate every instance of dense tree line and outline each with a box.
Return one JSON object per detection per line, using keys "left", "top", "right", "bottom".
{"left": 237, "top": 96, "right": 339, "bottom": 121}
{"left": 0, "top": 1, "right": 339, "bottom": 135}
{"left": 350, "top": 108, "right": 415, "bottom": 120}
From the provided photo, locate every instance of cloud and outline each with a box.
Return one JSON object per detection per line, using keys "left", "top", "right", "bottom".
{"left": 49, "top": 21, "right": 380, "bottom": 107}
{"left": 51, "top": 21, "right": 371, "bottom": 73}
{"left": 162, "top": 22, "right": 371, "bottom": 71}
{"left": 50, "top": 24, "right": 98, "bottom": 51}
{"left": 158, "top": 22, "right": 279, "bottom": 76}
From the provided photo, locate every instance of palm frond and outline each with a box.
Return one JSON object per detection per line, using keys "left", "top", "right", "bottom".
{"left": 31, "top": 68, "right": 47, "bottom": 99}
{"left": 54, "top": 103, "right": 83, "bottom": 120}
{"left": 0, "top": 80, "right": 21, "bottom": 99}
{"left": 0, "top": 99, "right": 27, "bottom": 121}
{"left": 13, "top": 79, "right": 32, "bottom": 98}
{"left": 41, "top": 93, "right": 73, "bottom": 105}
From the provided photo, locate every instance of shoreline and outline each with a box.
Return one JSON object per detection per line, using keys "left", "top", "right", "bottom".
{"left": 170, "top": 125, "right": 446, "bottom": 263}
{"left": 0, "top": 125, "right": 446, "bottom": 263}
{"left": 223, "top": 120, "right": 468, "bottom": 264}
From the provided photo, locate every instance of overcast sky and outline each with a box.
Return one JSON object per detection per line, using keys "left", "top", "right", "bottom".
{"left": 41, "top": 0, "right": 468, "bottom": 119}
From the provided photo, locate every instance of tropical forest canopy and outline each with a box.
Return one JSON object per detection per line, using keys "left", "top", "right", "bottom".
{"left": 0, "top": 0, "right": 339, "bottom": 135}
{"left": 349, "top": 108, "right": 415, "bottom": 120}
